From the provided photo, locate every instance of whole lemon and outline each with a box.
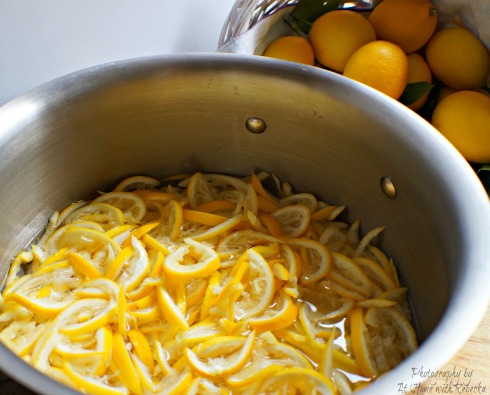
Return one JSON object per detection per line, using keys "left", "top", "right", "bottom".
{"left": 309, "top": 10, "right": 376, "bottom": 72}
{"left": 406, "top": 53, "right": 433, "bottom": 111}
{"left": 431, "top": 91, "right": 490, "bottom": 163}
{"left": 426, "top": 27, "right": 489, "bottom": 90}
{"left": 262, "top": 36, "right": 315, "bottom": 65}
{"left": 343, "top": 40, "right": 408, "bottom": 100}
{"left": 368, "top": 0, "right": 437, "bottom": 54}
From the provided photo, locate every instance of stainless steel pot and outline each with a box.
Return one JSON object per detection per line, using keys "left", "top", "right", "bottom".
{"left": 0, "top": 53, "right": 489, "bottom": 394}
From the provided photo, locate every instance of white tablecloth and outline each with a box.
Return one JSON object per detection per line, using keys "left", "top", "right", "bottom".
{"left": 0, "top": 0, "right": 235, "bottom": 105}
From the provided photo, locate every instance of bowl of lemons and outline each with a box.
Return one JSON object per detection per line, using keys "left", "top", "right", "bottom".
{"left": 220, "top": 0, "right": 490, "bottom": 171}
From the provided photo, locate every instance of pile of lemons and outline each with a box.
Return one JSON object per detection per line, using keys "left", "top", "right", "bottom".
{"left": 262, "top": 0, "right": 490, "bottom": 164}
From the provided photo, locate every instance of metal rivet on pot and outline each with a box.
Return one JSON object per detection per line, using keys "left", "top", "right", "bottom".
{"left": 245, "top": 117, "right": 267, "bottom": 134}
{"left": 380, "top": 176, "right": 397, "bottom": 199}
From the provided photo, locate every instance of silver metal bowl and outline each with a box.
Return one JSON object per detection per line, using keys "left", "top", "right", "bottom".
{"left": 0, "top": 53, "right": 489, "bottom": 394}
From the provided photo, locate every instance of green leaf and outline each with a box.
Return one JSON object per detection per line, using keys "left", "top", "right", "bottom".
{"left": 477, "top": 165, "right": 490, "bottom": 173}
{"left": 289, "top": 0, "right": 342, "bottom": 34}
{"left": 415, "top": 81, "right": 442, "bottom": 121}
{"left": 471, "top": 164, "right": 490, "bottom": 195}
{"left": 399, "top": 82, "right": 434, "bottom": 106}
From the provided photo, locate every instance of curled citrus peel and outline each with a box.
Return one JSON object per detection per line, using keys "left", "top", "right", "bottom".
{"left": 0, "top": 172, "right": 417, "bottom": 394}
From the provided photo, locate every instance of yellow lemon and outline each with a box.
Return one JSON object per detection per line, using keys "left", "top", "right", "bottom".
{"left": 343, "top": 40, "right": 409, "bottom": 100}
{"left": 280, "top": 192, "right": 318, "bottom": 212}
{"left": 156, "top": 286, "right": 189, "bottom": 330}
{"left": 271, "top": 204, "right": 310, "bottom": 238}
{"left": 127, "top": 329, "right": 155, "bottom": 373}
{"left": 258, "top": 367, "right": 336, "bottom": 394}
{"left": 113, "top": 175, "right": 160, "bottom": 192}
{"left": 225, "top": 363, "right": 284, "bottom": 389}
{"left": 311, "top": 204, "right": 345, "bottom": 222}
{"left": 4, "top": 268, "right": 77, "bottom": 317}
{"left": 190, "top": 214, "right": 244, "bottom": 241}
{"left": 233, "top": 248, "right": 275, "bottom": 320}
{"left": 298, "top": 302, "right": 342, "bottom": 339}
{"left": 155, "top": 371, "right": 192, "bottom": 395}
{"left": 426, "top": 27, "right": 489, "bottom": 90}
{"left": 185, "top": 331, "right": 255, "bottom": 377}
{"left": 309, "top": 10, "right": 376, "bottom": 72}
{"left": 57, "top": 298, "right": 116, "bottom": 337}
{"left": 349, "top": 307, "right": 377, "bottom": 378}
{"left": 61, "top": 202, "right": 125, "bottom": 231}
{"left": 113, "top": 236, "right": 150, "bottom": 292}
{"left": 181, "top": 320, "right": 225, "bottom": 348}
{"left": 57, "top": 227, "right": 122, "bottom": 273}
{"left": 263, "top": 36, "right": 315, "bottom": 66}
{"left": 112, "top": 333, "right": 142, "bottom": 395}
{"left": 216, "top": 229, "right": 280, "bottom": 264}
{"left": 62, "top": 360, "right": 128, "bottom": 395}
{"left": 354, "top": 256, "right": 396, "bottom": 293}
{"left": 187, "top": 172, "right": 214, "bottom": 209}
{"left": 288, "top": 238, "right": 332, "bottom": 285}
{"left": 330, "top": 252, "right": 374, "bottom": 298}
{"left": 363, "top": 306, "right": 418, "bottom": 372}
{"left": 368, "top": 0, "right": 437, "bottom": 54}
{"left": 93, "top": 191, "right": 146, "bottom": 224}
{"left": 121, "top": 221, "right": 160, "bottom": 247}
{"left": 69, "top": 251, "right": 103, "bottom": 279}
{"left": 182, "top": 209, "right": 228, "bottom": 227}
{"left": 94, "top": 326, "right": 113, "bottom": 376}
{"left": 159, "top": 199, "right": 183, "bottom": 241}
{"left": 0, "top": 321, "right": 44, "bottom": 357}
{"left": 248, "top": 290, "right": 298, "bottom": 332}
{"left": 225, "top": 332, "right": 314, "bottom": 388}
{"left": 431, "top": 90, "right": 490, "bottom": 163}
{"left": 163, "top": 238, "right": 220, "bottom": 281}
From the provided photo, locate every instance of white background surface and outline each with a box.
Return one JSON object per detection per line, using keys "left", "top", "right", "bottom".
{"left": 0, "top": 0, "right": 235, "bottom": 105}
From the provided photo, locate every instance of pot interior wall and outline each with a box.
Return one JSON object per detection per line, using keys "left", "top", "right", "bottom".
{"left": 0, "top": 55, "right": 472, "bottom": 352}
